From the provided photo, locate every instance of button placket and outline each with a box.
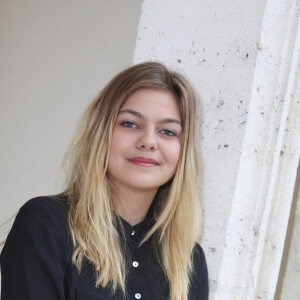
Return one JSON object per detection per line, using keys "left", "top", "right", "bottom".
{"left": 131, "top": 229, "right": 139, "bottom": 269}
{"left": 131, "top": 228, "right": 142, "bottom": 300}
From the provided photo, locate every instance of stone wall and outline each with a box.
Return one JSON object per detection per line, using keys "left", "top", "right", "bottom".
{"left": 133, "top": 0, "right": 300, "bottom": 298}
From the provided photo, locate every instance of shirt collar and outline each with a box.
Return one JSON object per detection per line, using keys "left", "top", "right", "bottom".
{"left": 117, "top": 204, "right": 155, "bottom": 242}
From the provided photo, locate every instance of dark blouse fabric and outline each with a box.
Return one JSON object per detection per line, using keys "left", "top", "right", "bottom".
{"left": 0, "top": 197, "right": 208, "bottom": 300}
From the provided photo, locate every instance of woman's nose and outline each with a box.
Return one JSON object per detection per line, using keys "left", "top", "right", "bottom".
{"left": 137, "top": 129, "right": 158, "bottom": 151}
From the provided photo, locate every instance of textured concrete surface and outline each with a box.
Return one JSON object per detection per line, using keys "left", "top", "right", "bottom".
{"left": 134, "top": 0, "right": 300, "bottom": 298}
{"left": 134, "top": 0, "right": 267, "bottom": 294}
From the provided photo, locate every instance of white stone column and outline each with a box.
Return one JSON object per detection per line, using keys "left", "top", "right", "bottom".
{"left": 216, "top": 1, "right": 300, "bottom": 298}
{"left": 134, "top": 1, "right": 268, "bottom": 295}
{"left": 134, "top": 0, "right": 300, "bottom": 298}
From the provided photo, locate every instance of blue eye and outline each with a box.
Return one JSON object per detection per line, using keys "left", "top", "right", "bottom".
{"left": 121, "top": 121, "right": 137, "bottom": 128}
{"left": 160, "top": 129, "right": 176, "bottom": 137}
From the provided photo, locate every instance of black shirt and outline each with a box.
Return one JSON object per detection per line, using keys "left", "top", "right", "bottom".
{"left": 1, "top": 196, "right": 208, "bottom": 299}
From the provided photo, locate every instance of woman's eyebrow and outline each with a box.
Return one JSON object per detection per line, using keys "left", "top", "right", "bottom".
{"left": 118, "top": 109, "right": 145, "bottom": 119}
{"left": 118, "top": 108, "right": 182, "bottom": 128}
{"left": 158, "top": 118, "right": 182, "bottom": 128}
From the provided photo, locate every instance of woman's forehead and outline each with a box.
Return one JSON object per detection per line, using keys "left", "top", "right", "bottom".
{"left": 119, "top": 88, "right": 182, "bottom": 121}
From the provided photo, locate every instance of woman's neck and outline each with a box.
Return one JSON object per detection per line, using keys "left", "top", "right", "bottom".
{"left": 113, "top": 185, "right": 157, "bottom": 226}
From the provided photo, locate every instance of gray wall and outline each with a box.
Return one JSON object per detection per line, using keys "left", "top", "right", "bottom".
{"left": 0, "top": 0, "right": 143, "bottom": 224}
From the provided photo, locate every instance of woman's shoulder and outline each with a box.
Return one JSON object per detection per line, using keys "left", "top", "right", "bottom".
{"left": 189, "top": 242, "right": 209, "bottom": 299}
{"left": 1, "top": 195, "right": 72, "bottom": 299}
{"left": 21, "top": 194, "right": 68, "bottom": 210}
{"left": 1, "top": 195, "right": 72, "bottom": 263}
{"left": 13, "top": 196, "right": 67, "bottom": 227}
{"left": 193, "top": 242, "right": 206, "bottom": 261}
{"left": 19, "top": 195, "right": 69, "bottom": 219}
{"left": 5, "top": 195, "right": 71, "bottom": 247}
{"left": 192, "top": 242, "right": 208, "bottom": 276}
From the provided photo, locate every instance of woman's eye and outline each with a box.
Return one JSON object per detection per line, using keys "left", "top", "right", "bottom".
{"left": 121, "top": 121, "right": 137, "bottom": 128}
{"left": 160, "top": 129, "right": 176, "bottom": 137}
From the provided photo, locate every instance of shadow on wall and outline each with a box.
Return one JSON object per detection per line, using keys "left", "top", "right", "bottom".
{"left": 275, "top": 159, "right": 300, "bottom": 299}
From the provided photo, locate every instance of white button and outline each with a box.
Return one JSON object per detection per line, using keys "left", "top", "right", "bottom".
{"left": 135, "top": 293, "right": 141, "bottom": 299}
{"left": 132, "top": 261, "right": 139, "bottom": 267}
{"left": 131, "top": 230, "right": 135, "bottom": 236}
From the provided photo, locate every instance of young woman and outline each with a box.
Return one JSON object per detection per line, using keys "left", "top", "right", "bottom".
{"left": 1, "top": 62, "right": 208, "bottom": 300}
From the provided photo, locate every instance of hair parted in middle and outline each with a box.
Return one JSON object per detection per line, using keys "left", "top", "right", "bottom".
{"left": 61, "top": 61, "right": 201, "bottom": 300}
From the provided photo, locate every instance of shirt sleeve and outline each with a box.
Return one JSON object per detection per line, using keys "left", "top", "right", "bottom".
{"left": 0, "top": 197, "right": 70, "bottom": 300}
{"left": 189, "top": 243, "right": 209, "bottom": 300}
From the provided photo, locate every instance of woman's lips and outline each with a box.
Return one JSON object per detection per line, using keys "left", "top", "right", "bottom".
{"left": 128, "top": 157, "right": 158, "bottom": 167}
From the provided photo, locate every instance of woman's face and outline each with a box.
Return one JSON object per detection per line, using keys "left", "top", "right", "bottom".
{"left": 107, "top": 88, "right": 183, "bottom": 194}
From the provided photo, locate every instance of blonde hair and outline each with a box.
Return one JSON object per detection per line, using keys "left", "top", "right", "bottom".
{"left": 61, "top": 61, "right": 201, "bottom": 300}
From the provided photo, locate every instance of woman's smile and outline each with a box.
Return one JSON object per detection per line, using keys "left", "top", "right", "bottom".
{"left": 128, "top": 156, "right": 159, "bottom": 167}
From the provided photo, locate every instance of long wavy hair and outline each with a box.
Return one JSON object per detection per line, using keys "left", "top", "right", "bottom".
{"left": 60, "top": 61, "right": 201, "bottom": 300}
